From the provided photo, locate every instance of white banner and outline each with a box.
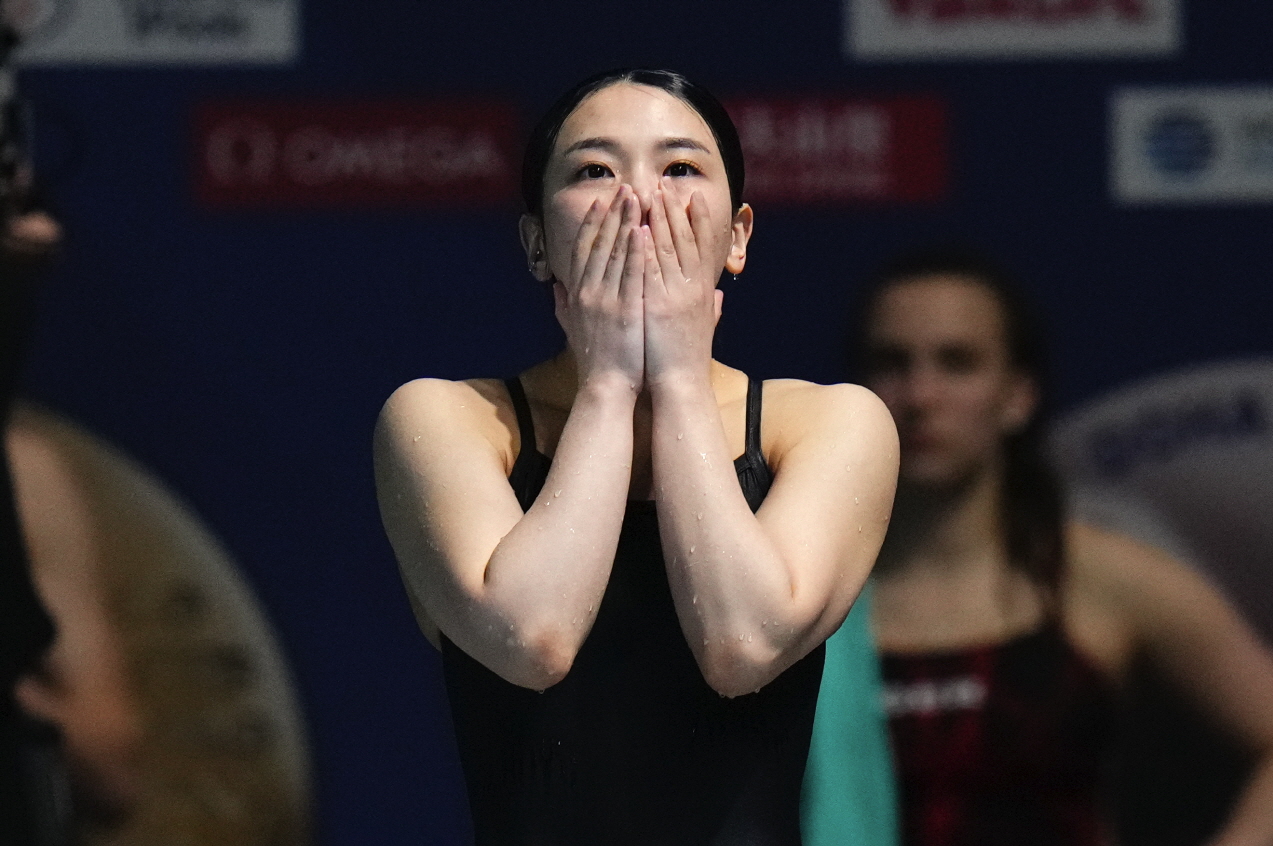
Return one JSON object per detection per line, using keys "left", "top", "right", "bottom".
{"left": 13, "top": 0, "right": 299, "bottom": 66}
{"left": 846, "top": 0, "right": 1181, "bottom": 60}
{"left": 1111, "top": 87, "right": 1273, "bottom": 205}
{"left": 1050, "top": 359, "right": 1273, "bottom": 642}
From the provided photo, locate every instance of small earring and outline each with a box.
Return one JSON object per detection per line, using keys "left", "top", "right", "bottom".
{"left": 732, "top": 273, "right": 739, "bottom": 283}
{"left": 529, "top": 249, "right": 543, "bottom": 275}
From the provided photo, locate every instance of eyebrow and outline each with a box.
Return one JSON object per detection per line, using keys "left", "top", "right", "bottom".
{"left": 559, "top": 136, "right": 713, "bottom": 156}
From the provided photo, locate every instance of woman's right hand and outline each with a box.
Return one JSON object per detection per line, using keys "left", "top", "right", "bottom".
{"left": 554, "top": 184, "right": 645, "bottom": 391}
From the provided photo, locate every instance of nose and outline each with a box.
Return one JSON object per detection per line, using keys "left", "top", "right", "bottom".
{"left": 887, "top": 363, "right": 943, "bottom": 421}
{"left": 623, "top": 170, "right": 662, "bottom": 224}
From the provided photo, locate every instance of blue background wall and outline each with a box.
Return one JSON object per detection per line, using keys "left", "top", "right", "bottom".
{"left": 15, "top": 3, "right": 1272, "bottom": 843}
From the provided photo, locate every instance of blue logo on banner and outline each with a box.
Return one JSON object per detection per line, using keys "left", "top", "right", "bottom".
{"left": 1143, "top": 111, "right": 1215, "bottom": 178}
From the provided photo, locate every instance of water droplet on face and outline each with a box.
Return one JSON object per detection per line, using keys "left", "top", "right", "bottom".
{"left": 696, "top": 512, "right": 703, "bottom": 520}
{"left": 747, "top": 634, "right": 753, "bottom": 642}
{"left": 689, "top": 545, "right": 696, "bottom": 554}
{"left": 854, "top": 497, "right": 859, "bottom": 504}
{"left": 845, "top": 465, "right": 851, "bottom": 472}
{"left": 677, "top": 432, "right": 684, "bottom": 440}
{"left": 738, "top": 634, "right": 745, "bottom": 641}
{"left": 692, "top": 595, "right": 698, "bottom": 605}
{"left": 555, "top": 489, "right": 562, "bottom": 497}
{"left": 413, "top": 435, "right": 421, "bottom": 442}
{"left": 858, "top": 525, "right": 863, "bottom": 532}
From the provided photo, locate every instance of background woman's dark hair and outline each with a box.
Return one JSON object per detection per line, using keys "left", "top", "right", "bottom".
{"left": 850, "top": 245, "right": 1067, "bottom": 600}
{"left": 521, "top": 68, "right": 746, "bottom": 215}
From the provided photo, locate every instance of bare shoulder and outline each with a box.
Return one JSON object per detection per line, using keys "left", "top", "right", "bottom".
{"left": 1063, "top": 519, "right": 1240, "bottom": 657}
{"left": 761, "top": 379, "right": 896, "bottom": 462}
{"left": 375, "top": 377, "right": 517, "bottom": 469}
{"left": 1065, "top": 520, "right": 1199, "bottom": 602}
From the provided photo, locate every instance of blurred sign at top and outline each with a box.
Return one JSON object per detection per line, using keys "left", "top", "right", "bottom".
{"left": 12, "top": 0, "right": 299, "bottom": 65}
{"left": 726, "top": 96, "right": 948, "bottom": 206}
{"left": 846, "top": 0, "right": 1180, "bottom": 60}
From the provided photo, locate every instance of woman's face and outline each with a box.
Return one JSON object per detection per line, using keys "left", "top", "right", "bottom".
{"left": 523, "top": 82, "right": 749, "bottom": 283}
{"left": 863, "top": 275, "right": 1036, "bottom": 490}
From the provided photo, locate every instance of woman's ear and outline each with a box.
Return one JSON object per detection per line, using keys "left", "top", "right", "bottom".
{"left": 1001, "top": 372, "right": 1038, "bottom": 434}
{"left": 724, "top": 203, "right": 753, "bottom": 276}
{"left": 518, "top": 214, "right": 551, "bottom": 282}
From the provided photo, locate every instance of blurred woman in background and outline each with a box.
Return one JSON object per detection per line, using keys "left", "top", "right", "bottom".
{"left": 845, "top": 246, "right": 1273, "bottom": 846}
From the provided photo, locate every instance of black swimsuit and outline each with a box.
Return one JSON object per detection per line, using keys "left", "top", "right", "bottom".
{"left": 441, "top": 377, "right": 824, "bottom": 845}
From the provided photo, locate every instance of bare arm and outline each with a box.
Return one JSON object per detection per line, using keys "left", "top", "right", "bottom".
{"left": 374, "top": 376, "right": 636, "bottom": 690}
{"left": 1073, "top": 525, "right": 1273, "bottom": 846}
{"left": 651, "top": 377, "right": 898, "bottom": 697}
{"left": 639, "top": 184, "right": 898, "bottom": 696}
{"left": 374, "top": 187, "right": 648, "bottom": 690}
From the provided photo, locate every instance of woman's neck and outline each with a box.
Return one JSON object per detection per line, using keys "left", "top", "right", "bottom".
{"left": 872, "top": 461, "right": 1047, "bottom": 651}
{"left": 877, "top": 462, "right": 1011, "bottom": 580}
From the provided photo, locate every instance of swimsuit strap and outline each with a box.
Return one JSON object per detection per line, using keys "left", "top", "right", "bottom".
{"left": 503, "top": 376, "right": 537, "bottom": 457}
{"left": 745, "top": 376, "right": 764, "bottom": 460}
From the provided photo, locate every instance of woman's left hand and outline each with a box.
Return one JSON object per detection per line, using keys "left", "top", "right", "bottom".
{"left": 641, "top": 182, "right": 724, "bottom": 389}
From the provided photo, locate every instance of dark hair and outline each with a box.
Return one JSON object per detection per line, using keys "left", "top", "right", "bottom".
{"left": 520, "top": 68, "right": 746, "bottom": 215}
{"left": 851, "top": 245, "right": 1066, "bottom": 599}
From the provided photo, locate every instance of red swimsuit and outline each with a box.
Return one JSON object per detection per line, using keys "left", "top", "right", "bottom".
{"left": 883, "top": 624, "right": 1118, "bottom": 846}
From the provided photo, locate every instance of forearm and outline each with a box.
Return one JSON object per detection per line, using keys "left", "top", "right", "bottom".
{"left": 474, "top": 377, "right": 638, "bottom": 684}
{"left": 1209, "top": 753, "right": 1273, "bottom": 846}
{"left": 649, "top": 374, "right": 803, "bottom": 695}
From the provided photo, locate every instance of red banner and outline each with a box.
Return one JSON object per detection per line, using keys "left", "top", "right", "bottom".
{"left": 193, "top": 99, "right": 521, "bottom": 209}
{"left": 724, "top": 96, "right": 948, "bottom": 206}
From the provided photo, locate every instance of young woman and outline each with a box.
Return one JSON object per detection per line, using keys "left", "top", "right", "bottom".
{"left": 854, "top": 246, "right": 1273, "bottom": 846}
{"left": 373, "top": 69, "right": 898, "bottom": 844}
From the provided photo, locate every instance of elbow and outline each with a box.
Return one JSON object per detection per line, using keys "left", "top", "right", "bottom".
{"left": 697, "top": 638, "right": 787, "bottom": 699}
{"left": 502, "top": 625, "right": 580, "bottom": 691}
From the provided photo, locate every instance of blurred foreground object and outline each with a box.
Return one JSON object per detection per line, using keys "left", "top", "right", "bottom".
{"left": 8, "top": 404, "right": 313, "bottom": 846}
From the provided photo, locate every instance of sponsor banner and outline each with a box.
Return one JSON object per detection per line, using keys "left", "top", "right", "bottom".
{"left": 1050, "top": 359, "right": 1273, "bottom": 641}
{"left": 193, "top": 99, "right": 520, "bottom": 209}
{"left": 846, "top": 0, "right": 1181, "bottom": 60}
{"left": 14, "top": 0, "right": 299, "bottom": 66}
{"left": 725, "top": 96, "right": 948, "bottom": 206}
{"left": 1111, "top": 87, "right": 1273, "bottom": 205}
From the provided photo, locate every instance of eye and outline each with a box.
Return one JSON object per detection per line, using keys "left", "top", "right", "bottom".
{"left": 866, "top": 347, "right": 910, "bottom": 378}
{"left": 578, "top": 163, "right": 612, "bottom": 180}
{"left": 664, "top": 161, "right": 701, "bottom": 178}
